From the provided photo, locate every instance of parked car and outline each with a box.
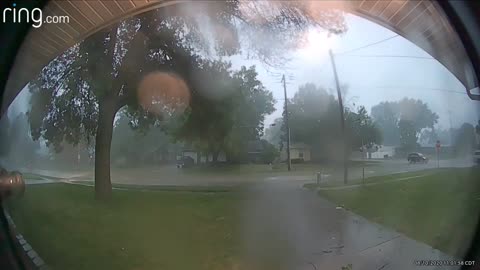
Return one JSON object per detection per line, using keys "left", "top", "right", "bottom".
{"left": 473, "top": 150, "right": 480, "bottom": 165}
{"left": 176, "top": 156, "right": 195, "bottom": 168}
{"left": 407, "top": 152, "right": 428, "bottom": 164}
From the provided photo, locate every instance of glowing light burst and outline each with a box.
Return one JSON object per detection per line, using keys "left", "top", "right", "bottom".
{"left": 297, "top": 28, "right": 337, "bottom": 62}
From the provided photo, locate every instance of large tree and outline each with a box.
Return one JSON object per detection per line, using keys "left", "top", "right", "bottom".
{"left": 371, "top": 98, "right": 439, "bottom": 146}
{"left": 371, "top": 101, "right": 400, "bottom": 145}
{"left": 454, "top": 123, "right": 476, "bottom": 155}
{"left": 398, "top": 119, "right": 419, "bottom": 151}
{"left": 280, "top": 83, "right": 381, "bottom": 161}
{"left": 419, "top": 128, "right": 437, "bottom": 146}
{"left": 264, "top": 118, "right": 283, "bottom": 149}
{"left": 345, "top": 106, "right": 382, "bottom": 156}
{"left": 172, "top": 64, "right": 275, "bottom": 163}
{"left": 288, "top": 83, "right": 339, "bottom": 148}
{"left": 27, "top": 2, "right": 346, "bottom": 199}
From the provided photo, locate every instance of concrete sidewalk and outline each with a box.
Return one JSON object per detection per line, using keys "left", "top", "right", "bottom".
{"left": 240, "top": 182, "right": 457, "bottom": 270}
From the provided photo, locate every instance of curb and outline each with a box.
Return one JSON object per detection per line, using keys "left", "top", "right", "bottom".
{"left": 3, "top": 209, "right": 50, "bottom": 270}
{"left": 313, "top": 174, "right": 427, "bottom": 191}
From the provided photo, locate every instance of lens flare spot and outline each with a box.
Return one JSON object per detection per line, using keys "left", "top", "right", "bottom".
{"left": 137, "top": 72, "right": 190, "bottom": 117}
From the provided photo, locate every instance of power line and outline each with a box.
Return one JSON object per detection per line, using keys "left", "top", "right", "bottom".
{"left": 335, "top": 35, "right": 399, "bottom": 55}
{"left": 275, "top": 86, "right": 466, "bottom": 98}
{"left": 336, "top": 54, "right": 434, "bottom": 60}
{"left": 372, "top": 86, "right": 466, "bottom": 95}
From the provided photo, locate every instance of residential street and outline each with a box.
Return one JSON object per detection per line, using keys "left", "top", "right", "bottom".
{"left": 21, "top": 158, "right": 475, "bottom": 187}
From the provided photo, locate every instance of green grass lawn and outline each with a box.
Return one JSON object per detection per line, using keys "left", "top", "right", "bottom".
{"left": 7, "top": 184, "right": 244, "bottom": 270}
{"left": 318, "top": 167, "right": 480, "bottom": 257}
{"left": 73, "top": 181, "right": 248, "bottom": 193}
{"left": 304, "top": 168, "right": 439, "bottom": 189}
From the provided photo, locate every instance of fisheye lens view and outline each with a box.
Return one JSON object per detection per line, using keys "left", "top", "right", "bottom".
{"left": 1, "top": 1, "right": 480, "bottom": 270}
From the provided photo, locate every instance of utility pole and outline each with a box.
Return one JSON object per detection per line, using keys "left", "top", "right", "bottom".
{"left": 329, "top": 49, "right": 348, "bottom": 184}
{"left": 282, "top": 74, "right": 291, "bottom": 171}
{"left": 448, "top": 109, "right": 453, "bottom": 145}
{"left": 361, "top": 136, "right": 365, "bottom": 184}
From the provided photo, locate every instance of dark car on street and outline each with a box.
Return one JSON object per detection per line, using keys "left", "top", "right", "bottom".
{"left": 407, "top": 152, "right": 428, "bottom": 164}
{"left": 176, "top": 156, "right": 195, "bottom": 168}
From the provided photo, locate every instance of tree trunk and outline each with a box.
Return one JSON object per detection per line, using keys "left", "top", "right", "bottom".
{"left": 94, "top": 99, "right": 118, "bottom": 200}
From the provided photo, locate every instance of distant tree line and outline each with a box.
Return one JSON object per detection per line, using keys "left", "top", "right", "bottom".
{"left": 265, "top": 83, "right": 382, "bottom": 162}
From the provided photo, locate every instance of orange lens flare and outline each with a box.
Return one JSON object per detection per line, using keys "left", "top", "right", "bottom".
{"left": 137, "top": 72, "right": 191, "bottom": 116}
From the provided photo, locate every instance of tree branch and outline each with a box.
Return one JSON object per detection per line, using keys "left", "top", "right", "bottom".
{"left": 51, "top": 66, "right": 85, "bottom": 93}
{"left": 115, "top": 91, "right": 132, "bottom": 111}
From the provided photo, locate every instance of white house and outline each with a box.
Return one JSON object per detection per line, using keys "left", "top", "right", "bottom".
{"left": 180, "top": 150, "right": 227, "bottom": 163}
{"left": 281, "top": 143, "right": 311, "bottom": 162}
{"left": 370, "top": 146, "right": 396, "bottom": 159}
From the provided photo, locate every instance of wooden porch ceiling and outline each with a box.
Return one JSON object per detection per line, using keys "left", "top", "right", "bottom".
{"left": 2, "top": 0, "right": 477, "bottom": 113}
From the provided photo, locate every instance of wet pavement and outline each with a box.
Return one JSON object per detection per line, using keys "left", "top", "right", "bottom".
{"left": 24, "top": 179, "right": 56, "bottom": 185}
{"left": 240, "top": 181, "right": 457, "bottom": 270}
{"left": 23, "top": 168, "right": 90, "bottom": 180}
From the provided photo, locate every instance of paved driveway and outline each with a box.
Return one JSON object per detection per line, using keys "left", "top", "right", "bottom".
{"left": 240, "top": 181, "right": 457, "bottom": 270}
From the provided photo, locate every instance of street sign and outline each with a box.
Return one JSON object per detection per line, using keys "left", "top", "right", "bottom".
{"left": 435, "top": 140, "right": 441, "bottom": 150}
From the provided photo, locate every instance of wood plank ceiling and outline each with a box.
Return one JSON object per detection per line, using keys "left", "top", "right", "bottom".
{"left": 2, "top": 0, "right": 477, "bottom": 114}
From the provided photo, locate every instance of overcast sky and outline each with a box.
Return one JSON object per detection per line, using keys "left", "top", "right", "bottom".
{"left": 6, "top": 13, "right": 480, "bottom": 131}
{"left": 229, "top": 13, "right": 479, "bottom": 130}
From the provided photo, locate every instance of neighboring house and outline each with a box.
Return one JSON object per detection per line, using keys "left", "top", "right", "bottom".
{"left": 181, "top": 149, "right": 198, "bottom": 163}
{"left": 204, "top": 152, "right": 227, "bottom": 163}
{"left": 281, "top": 142, "right": 311, "bottom": 162}
{"left": 180, "top": 148, "right": 227, "bottom": 164}
{"left": 143, "top": 148, "right": 177, "bottom": 164}
{"left": 371, "top": 145, "right": 395, "bottom": 159}
{"left": 353, "top": 145, "right": 395, "bottom": 159}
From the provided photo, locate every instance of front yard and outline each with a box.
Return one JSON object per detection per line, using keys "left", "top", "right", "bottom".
{"left": 7, "top": 166, "right": 479, "bottom": 269}
{"left": 7, "top": 184, "right": 243, "bottom": 270}
{"left": 318, "top": 168, "right": 480, "bottom": 257}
